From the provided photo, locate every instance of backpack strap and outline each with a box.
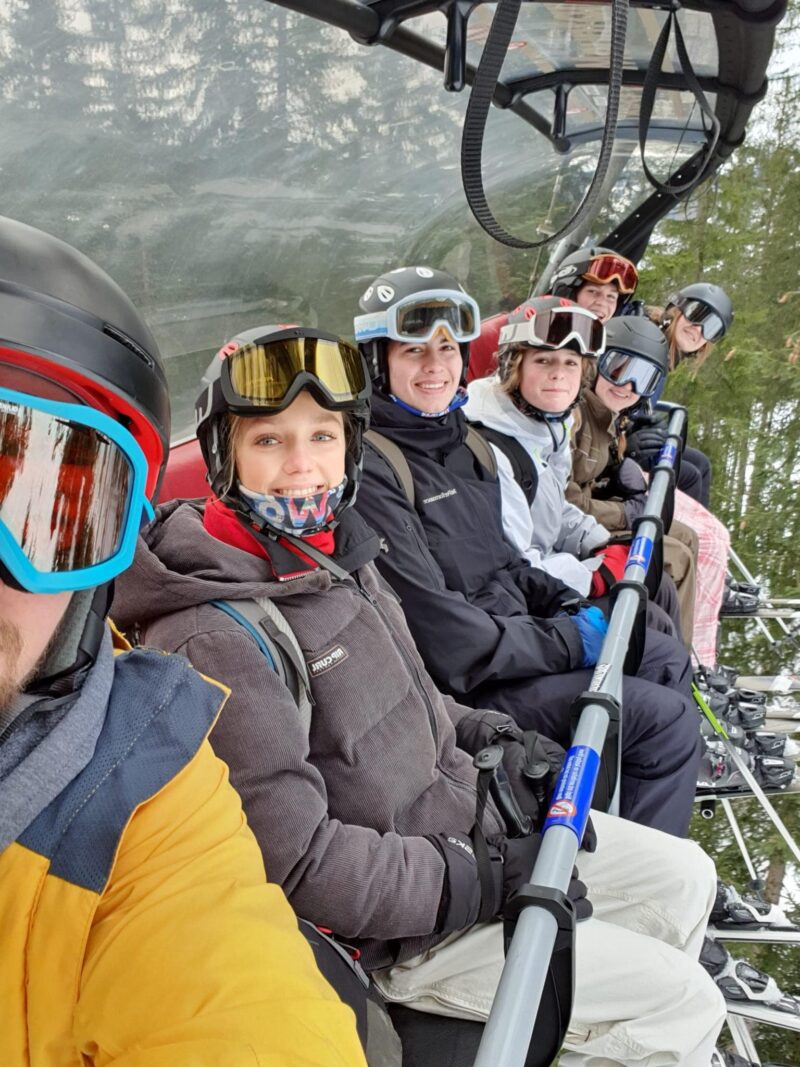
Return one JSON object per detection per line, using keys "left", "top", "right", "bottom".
{"left": 463, "top": 425, "right": 498, "bottom": 481}
{"left": 210, "top": 597, "right": 313, "bottom": 735}
{"left": 468, "top": 422, "right": 538, "bottom": 506}
{"left": 365, "top": 430, "right": 416, "bottom": 507}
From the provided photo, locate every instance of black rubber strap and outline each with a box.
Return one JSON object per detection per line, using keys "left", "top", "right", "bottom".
{"left": 460, "top": 0, "right": 629, "bottom": 249}
{"left": 638, "top": 7, "right": 721, "bottom": 195}
{"left": 472, "top": 748, "right": 500, "bottom": 923}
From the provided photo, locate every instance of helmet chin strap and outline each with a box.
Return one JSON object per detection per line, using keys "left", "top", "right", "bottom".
{"left": 25, "top": 584, "right": 113, "bottom": 701}
{"left": 388, "top": 386, "right": 468, "bottom": 419}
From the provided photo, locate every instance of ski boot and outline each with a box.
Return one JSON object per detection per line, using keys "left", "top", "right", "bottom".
{"left": 711, "top": 881, "right": 797, "bottom": 931}
{"left": 720, "top": 576, "right": 762, "bottom": 616}
{"left": 701, "top": 937, "right": 800, "bottom": 1015}
{"left": 697, "top": 742, "right": 795, "bottom": 792}
{"left": 751, "top": 731, "right": 800, "bottom": 761}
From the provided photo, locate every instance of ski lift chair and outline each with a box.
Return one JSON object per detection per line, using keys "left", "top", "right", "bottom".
{"left": 158, "top": 438, "right": 211, "bottom": 503}
{"left": 467, "top": 311, "right": 508, "bottom": 382}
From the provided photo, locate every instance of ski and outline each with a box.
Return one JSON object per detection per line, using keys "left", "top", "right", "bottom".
{"left": 721, "top": 608, "right": 800, "bottom": 620}
{"left": 735, "top": 675, "right": 800, "bottom": 695}
{"left": 765, "top": 707, "right": 800, "bottom": 724}
{"left": 695, "top": 779, "right": 800, "bottom": 802}
{"left": 724, "top": 1001, "right": 800, "bottom": 1032}
{"left": 707, "top": 926, "right": 800, "bottom": 945}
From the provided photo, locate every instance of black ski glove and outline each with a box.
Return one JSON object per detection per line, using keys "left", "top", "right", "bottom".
{"left": 626, "top": 420, "right": 669, "bottom": 469}
{"left": 455, "top": 709, "right": 565, "bottom": 824}
{"left": 429, "top": 831, "right": 592, "bottom": 937}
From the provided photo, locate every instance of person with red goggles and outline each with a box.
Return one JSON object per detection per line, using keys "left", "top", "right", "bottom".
{"left": 550, "top": 245, "right": 639, "bottom": 324}
{"left": 0, "top": 216, "right": 365, "bottom": 1067}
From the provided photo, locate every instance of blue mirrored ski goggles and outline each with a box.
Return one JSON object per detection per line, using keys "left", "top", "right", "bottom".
{"left": 354, "top": 289, "right": 481, "bottom": 344}
{"left": 598, "top": 350, "right": 663, "bottom": 397}
{"left": 0, "top": 386, "right": 152, "bottom": 593}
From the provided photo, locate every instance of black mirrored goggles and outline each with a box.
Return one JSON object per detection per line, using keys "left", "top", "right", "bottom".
{"left": 598, "top": 350, "right": 663, "bottom": 397}
{"left": 221, "top": 331, "right": 370, "bottom": 414}
{"left": 674, "top": 298, "right": 726, "bottom": 342}
{"left": 499, "top": 307, "right": 605, "bottom": 357}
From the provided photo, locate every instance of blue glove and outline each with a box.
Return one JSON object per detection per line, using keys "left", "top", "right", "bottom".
{"left": 571, "top": 605, "right": 608, "bottom": 668}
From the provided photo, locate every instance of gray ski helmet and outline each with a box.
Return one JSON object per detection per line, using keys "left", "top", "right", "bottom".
{"left": 597, "top": 317, "right": 668, "bottom": 405}
{"left": 194, "top": 324, "right": 369, "bottom": 525}
{"left": 550, "top": 246, "right": 639, "bottom": 305}
{"left": 355, "top": 266, "right": 477, "bottom": 393}
{"left": 664, "top": 283, "right": 733, "bottom": 343}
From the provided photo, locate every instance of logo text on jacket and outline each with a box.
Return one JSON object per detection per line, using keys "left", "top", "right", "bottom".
{"left": 307, "top": 645, "right": 349, "bottom": 677}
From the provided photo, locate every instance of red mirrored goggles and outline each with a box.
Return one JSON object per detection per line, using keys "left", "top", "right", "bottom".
{"left": 583, "top": 254, "right": 639, "bottom": 295}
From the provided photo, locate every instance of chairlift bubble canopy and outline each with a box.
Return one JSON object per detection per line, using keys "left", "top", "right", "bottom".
{"left": 0, "top": 0, "right": 784, "bottom": 440}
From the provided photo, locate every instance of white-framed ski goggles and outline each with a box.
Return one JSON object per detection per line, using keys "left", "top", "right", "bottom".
{"left": 598, "top": 350, "right": 664, "bottom": 398}
{"left": 354, "top": 289, "right": 481, "bottom": 344}
{"left": 499, "top": 305, "right": 605, "bottom": 357}
{"left": 673, "top": 298, "right": 726, "bottom": 343}
{"left": 0, "top": 381, "right": 151, "bottom": 594}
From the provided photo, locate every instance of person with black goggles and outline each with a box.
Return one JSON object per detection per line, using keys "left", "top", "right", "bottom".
{"left": 355, "top": 267, "right": 705, "bottom": 839}
{"left": 0, "top": 216, "right": 366, "bottom": 1067}
{"left": 567, "top": 316, "right": 701, "bottom": 649}
{"left": 550, "top": 245, "right": 639, "bottom": 324}
{"left": 630, "top": 283, "right": 733, "bottom": 512}
{"left": 113, "top": 313, "right": 729, "bottom": 1067}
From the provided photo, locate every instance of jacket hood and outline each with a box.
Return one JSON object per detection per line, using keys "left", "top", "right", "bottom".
{"left": 465, "top": 377, "right": 573, "bottom": 458}
{"left": 112, "top": 500, "right": 381, "bottom": 630}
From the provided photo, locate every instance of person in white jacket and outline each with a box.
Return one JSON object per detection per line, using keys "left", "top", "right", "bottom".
{"left": 465, "top": 296, "right": 683, "bottom": 633}
{"left": 465, "top": 308, "right": 608, "bottom": 596}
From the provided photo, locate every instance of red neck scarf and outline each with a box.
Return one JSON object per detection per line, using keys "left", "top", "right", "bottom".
{"left": 203, "top": 497, "right": 335, "bottom": 571}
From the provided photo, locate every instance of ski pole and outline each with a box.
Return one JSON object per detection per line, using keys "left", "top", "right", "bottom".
{"left": 473, "top": 412, "right": 685, "bottom": 1067}
{"left": 720, "top": 798, "right": 763, "bottom": 891}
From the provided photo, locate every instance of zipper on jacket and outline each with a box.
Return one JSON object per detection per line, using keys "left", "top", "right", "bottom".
{"left": 351, "top": 572, "right": 439, "bottom": 748}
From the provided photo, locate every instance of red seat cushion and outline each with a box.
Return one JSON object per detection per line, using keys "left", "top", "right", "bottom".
{"left": 467, "top": 312, "right": 508, "bottom": 382}
{"left": 157, "top": 437, "right": 210, "bottom": 503}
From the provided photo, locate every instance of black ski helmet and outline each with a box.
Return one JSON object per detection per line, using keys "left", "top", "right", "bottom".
{"left": 354, "top": 266, "right": 479, "bottom": 393}
{"left": 597, "top": 317, "right": 669, "bottom": 410}
{"left": 0, "top": 214, "right": 170, "bottom": 689}
{"left": 195, "top": 324, "right": 370, "bottom": 532}
{"left": 0, "top": 215, "right": 170, "bottom": 500}
{"left": 550, "top": 246, "right": 639, "bottom": 305}
{"left": 664, "top": 283, "right": 733, "bottom": 342}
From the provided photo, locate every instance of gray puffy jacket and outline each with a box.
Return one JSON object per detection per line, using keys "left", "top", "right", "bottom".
{"left": 112, "top": 500, "right": 509, "bottom": 968}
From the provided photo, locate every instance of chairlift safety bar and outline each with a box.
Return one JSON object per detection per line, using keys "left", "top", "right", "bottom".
{"left": 473, "top": 409, "right": 686, "bottom": 1067}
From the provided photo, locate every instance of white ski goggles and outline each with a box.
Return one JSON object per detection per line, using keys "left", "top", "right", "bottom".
{"left": 354, "top": 289, "right": 481, "bottom": 344}
{"left": 0, "top": 382, "right": 150, "bottom": 593}
{"left": 598, "top": 350, "right": 664, "bottom": 397}
{"left": 499, "top": 305, "right": 605, "bottom": 357}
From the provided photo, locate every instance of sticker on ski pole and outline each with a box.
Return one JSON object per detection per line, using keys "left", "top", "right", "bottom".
{"left": 627, "top": 535, "right": 652, "bottom": 575}
{"left": 543, "top": 744, "right": 600, "bottom": 841}
{"left": 658, "top": 440, "right": 679, "bottom": 467}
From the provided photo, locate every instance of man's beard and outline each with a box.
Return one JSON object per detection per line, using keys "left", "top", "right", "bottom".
{"left": 0, "top": 617, "right": 23, "bottom": 716}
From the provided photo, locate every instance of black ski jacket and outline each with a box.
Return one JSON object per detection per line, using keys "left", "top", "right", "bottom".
{"left": 356, "top": 395, "right": 585, "bottom": 698}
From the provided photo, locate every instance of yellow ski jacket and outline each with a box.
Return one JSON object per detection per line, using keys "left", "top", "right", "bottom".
{"left": 1, "top": 632, "right": 365, "bottom": 1066}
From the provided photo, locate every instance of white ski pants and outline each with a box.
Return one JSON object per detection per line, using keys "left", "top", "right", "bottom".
{"left": 374, "top": 811, "right": 727, "bottom": 1067}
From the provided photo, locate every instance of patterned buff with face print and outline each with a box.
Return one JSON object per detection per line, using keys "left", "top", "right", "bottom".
{"left": 238, "top": 477, "right": 348, "bottom": 536}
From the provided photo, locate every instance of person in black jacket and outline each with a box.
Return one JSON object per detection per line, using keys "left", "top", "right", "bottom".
{"left": 353, "top": 267, "right": 702, "bottom": 837}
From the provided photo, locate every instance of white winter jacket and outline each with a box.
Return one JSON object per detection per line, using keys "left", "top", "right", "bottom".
{"left": 465, "top": 377, "right": 609, "bottom": 596}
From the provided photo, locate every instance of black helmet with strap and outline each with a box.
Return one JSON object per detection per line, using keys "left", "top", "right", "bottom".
{"left": 354, "top": 266, "right": 480, "bottom": 393}
{"left": 550, "top": 246, "right": 639, "bottom": 303}
{"left": 598, "top": 317, "right": 669, "bottom": 408}
{"left": 195, "top": 324, "right": 370, "bottom": 536}
{"left": 0, "top": 214, "right": 170, "bottom": 693}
